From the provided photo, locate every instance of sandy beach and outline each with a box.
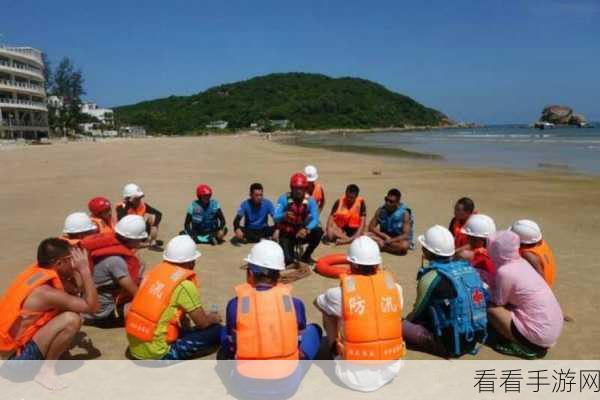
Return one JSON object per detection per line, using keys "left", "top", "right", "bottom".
{"left": 1, "top": 135, "right": 599, "bottom": 360}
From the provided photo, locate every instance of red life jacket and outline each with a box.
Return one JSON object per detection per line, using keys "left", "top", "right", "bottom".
{"left": 277, "top": 193, "right": 310, "bottom": 235}
{"left": 80, "top": 233, "right": 142, "bottom": 283}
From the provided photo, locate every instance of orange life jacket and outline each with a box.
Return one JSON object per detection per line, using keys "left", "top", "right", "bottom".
{"left": 310, "top": 183, "right": 324, "bottom": 209}
{"left": 80, "top": 232, "right": 142, "bottom": 283}
{"left": 118, "top": 200, "right": 147, "bottom": 217}
{"left": 126, "top": 262, "right": 197, "bottom": 343}
{"left": 91, "top": 216, "right": 115, "bottom": 234}
{"left": 59, "top": 235, "right": 81, "bottom": 246}
{"left": 235, "top": 283, "right": 299, "bottom": 379}
{"left": 333, "top": 196, "right": 363, "bottom": 229}
{"left": 0, "top": 264, "right": 64, "bottom": 353}
{"left": 338, "top": 270, "right": 404, "bottom": 362}
{"left": 520, "top": 240, "right": 556, "bottom": 287}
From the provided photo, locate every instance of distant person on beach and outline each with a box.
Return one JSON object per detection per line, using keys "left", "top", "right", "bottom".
{"left": 449, "top": 197, "right": 476, "bottom": 250}
{"left": 510, "top": 219, "right": 557, "bottom": 288}
{"left": 183, "top": 184, "right": 228, "bottom": 245}
{"left": 324, "top": 184, "right": 367, "bottom": 245}
{"left": 115, "top": 183, "right": 163, "bottom": 250}
{"left": 314, "top": 236, "right": 404, "bottom": 392}
{"left": 60, "top": 212, "right": 98, "bottom": 246}
{"left": 402, "top": 225, "right": 488, "bottom": 358}
{"left": 88, "top": 197, "right": 115, "bottom": 234}
{"left": 367, "top": 188, "right": 413, "bottom": 255}
{"left": 219, "top": 240, "right": 322, "bottom": 397}
{"left": 232, "top": 182, "right": 277, "bottom": 244}
{"left": 487, "top": 230, "right": 563, "bottom": 359}
{"left": 126, "top": 235, "right": 222, "bottom": 360}
{"left": 0, "top": 238, "right": 98, "bottom": 390}
{"left": 274, "top": 173, "right": 323, "bottom": 265}
{"left": 304, "top": 165, "right": 325, "bottom": 212}
{"left": 79, "top": 215, "right": 146, "bottom": 326}
{"left": 455, "top": 214, "right": 497, "bottom": 286}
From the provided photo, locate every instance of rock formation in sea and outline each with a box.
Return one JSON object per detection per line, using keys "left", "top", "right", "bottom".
{"left": 540, "top": 105, "right": 587, "bottom": 126}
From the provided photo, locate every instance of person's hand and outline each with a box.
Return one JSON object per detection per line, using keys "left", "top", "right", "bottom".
{"left": 297, "top": 228, "right": 308, "bottom": 239}
{"left": 71, "top": 248, "right": 90, "bottom": 276}
{"left": 235, "top": 228, "right": 244, "bottom": 240}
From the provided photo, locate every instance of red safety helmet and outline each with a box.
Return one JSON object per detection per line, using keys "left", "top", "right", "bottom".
{"left": 290, "top": 172, "right": 308, "bottom": 189}
{"left": 88, "top": 196, "right": 112, "bottom": 215}
{"left": 196, "top": 184, "right": 213, "bottom": 197}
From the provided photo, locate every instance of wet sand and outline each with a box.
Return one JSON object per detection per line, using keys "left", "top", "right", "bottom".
{"left": 1, "top": 135, "right": 598, "bottom": 359}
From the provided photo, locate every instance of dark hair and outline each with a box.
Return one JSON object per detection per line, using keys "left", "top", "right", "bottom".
{"left": 423, "top": 247, "right": 451, "bottom": 262}
{"left": 37, "top": 238, "right": 71, "bottom": 267}
{"left": 457, "top": 197, "right": 475, "bottom": 213}
{"left": 249, "top": 264, "right": 280, "bottom": 283}
{"left": 387, "top": 188, "right": 401, "bottom": 199}
{"left": 249, "top": 183, "right": 263, "bottom": 194}
{"left": 346, "top": 184, "right": 360, "bottom": 195}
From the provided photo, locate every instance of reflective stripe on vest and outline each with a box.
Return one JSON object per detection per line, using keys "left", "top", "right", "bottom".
{"left": 234, "top": 283, "right": 299, "bottom": 379}
{"left": 126, "top": 262, "right": 196, "bottom": 343}
{"left": 0, "top": 264, "right": 64, "bottom": 352}
{"left": 338, "top": 270, "right": 404, "bottom": 362}
{"left": 334, "top": 196, "right": 363, "bottom": 229}
{"left": 521, "top": 240, "right": 556, "bottom": 287}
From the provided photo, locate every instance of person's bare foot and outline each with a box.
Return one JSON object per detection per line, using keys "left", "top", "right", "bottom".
{"left": 35, "top": 363, "right": 67, "bottom": 391}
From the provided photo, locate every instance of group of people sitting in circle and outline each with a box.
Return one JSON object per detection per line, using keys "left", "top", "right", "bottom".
{"left": 0, "top": 164, "right": 564, "bottom": 394}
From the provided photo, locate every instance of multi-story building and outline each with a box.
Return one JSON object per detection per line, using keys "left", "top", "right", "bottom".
{"left": 0, "top": 46, "right": 48, "bottom": 139}
{"left": 80, "top": 102, "right": 114, "bottom": 125}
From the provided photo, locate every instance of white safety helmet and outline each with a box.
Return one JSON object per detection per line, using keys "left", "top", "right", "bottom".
{"left": 418, "top": 225, "right": 455, "bottom": 257}
{"left": 163, "top": 235, "right": 201, "bottom": 263}
{"left": 461, "top": 214, "right": 496, "bottom": 239}
{"left": 244, "top": 240, "right": 285, "bottom": 271}
{"left": 303, "top": 165, "right": 319, "bottom": 182}
{"left": 63, "top": 212, "right": 97, "bottom": 234}
{"left": 115, "top": 215, "right": 148, "bottom": 240}
{"left": 346, "top": 236, "right": 382, "bottom": 266}
{"left": 122, "top": 183, "right": 144, "bottom": 199}
{"left": 510, "top": 219, "right": 542, "bottom": 244}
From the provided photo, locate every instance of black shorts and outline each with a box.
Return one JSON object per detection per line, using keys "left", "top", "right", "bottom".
{"left": 243, "top": 226, "right": 276, "bottom": 243}
{"left": 342, "top": 227, "right": 358, "bottom": 237}
{"left": 510, "top": 320, "right": 548, "bottom": 353}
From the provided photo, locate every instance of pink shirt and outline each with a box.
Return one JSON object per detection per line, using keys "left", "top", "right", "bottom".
{"left": 490, "top": 231, "right": 563, "bottom": 348}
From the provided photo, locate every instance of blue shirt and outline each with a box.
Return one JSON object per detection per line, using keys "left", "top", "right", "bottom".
{"left": 273, "top": 194, "right": 320, "bottom": 231}
{"left": 237, "top": 199, "right": 274, "bottom": 230}
{"left": 221, "top": 284, "right": 307, "bottom": 359}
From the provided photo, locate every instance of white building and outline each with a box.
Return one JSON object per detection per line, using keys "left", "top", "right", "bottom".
{"left": 206, "top": 120, "right": 228, "bottom": 129}
{"left": 119, "top": 125, "right": 146, "bottom": 137}
{"left": 0, "top": 46, "right": 48, "bottom": 139}
{"left": 80, "top": 102, "right": 114, "bottom": 125}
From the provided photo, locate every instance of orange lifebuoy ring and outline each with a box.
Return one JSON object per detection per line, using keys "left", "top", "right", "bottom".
{"left": 315, "top": 254, "right": 351, "bottom": 279}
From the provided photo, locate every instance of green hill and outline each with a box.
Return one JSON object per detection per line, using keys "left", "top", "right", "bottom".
{"left": 114, "top": 73, "right": 450, "bottom": 134}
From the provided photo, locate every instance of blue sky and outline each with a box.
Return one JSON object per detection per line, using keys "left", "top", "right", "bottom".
{"left": 2, "top": 0, "right": 599, "bottom": 123}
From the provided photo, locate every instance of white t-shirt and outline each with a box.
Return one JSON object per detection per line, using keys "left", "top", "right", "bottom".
{"left": 316, "top": 284, "right": 404, "bottom": 392}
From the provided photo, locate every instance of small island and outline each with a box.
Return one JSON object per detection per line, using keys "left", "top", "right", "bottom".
{"left": 114, "top": 73, "right": 453, "bottom": 135}
{"left": 534, "top": 105, "right": 588, "bottom": 129}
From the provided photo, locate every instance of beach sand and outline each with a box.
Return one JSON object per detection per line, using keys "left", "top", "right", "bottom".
{"left": 1, "top": 135, "right": 598, "bottom": 360}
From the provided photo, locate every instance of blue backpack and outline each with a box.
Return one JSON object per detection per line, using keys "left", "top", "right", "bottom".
{"left": 419, "top": 260, "right": 488, "bottom": 356}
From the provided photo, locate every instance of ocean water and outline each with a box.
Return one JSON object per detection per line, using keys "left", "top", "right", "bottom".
{"left": 296, "top": 124, "right": 600, "bottom": 175}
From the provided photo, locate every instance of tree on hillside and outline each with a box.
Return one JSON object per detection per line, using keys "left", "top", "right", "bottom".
{"left": 49, "top": 57, "right": 86, "bottom": 136}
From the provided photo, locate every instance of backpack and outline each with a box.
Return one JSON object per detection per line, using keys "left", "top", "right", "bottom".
{"left": 420, "top": 260, "right": 488, "bottom": 356}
